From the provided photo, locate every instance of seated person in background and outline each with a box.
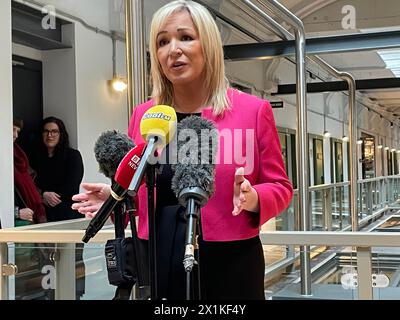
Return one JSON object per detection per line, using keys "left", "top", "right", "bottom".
{"left": 13, "top": 119, "right": 47, "bottom": 226}
{"left": 30, "top": 117, "right": 84, "bottom": 222}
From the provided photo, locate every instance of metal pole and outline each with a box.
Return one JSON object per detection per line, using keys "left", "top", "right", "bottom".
{"left": 347, "top": 77, "right": 359, "bottom": 231}
{"left": 112, "top": 34, "right": 117, "bottom": 77}
{"left": 125, "top": 0, "right": 147, "bottom": 120}
{"left": 243, "top": 0, "right": 358, "bottom": 294}
{"left": 125, "top": 0, "right": 134, "bottom": 120}
{"left": 315, "top": 60, "right": 358, "bottom": 231}
{"left": 266, "top": 0, "right": 311, "bottom": 297}
{"left": 244, "top": 0, "right": 312, "bottom": 295}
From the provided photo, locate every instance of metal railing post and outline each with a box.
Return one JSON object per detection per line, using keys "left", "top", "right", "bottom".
{"left": 367, "top": 182, "right": 373, "bottom": 216}
{"left": 338, "top": 186, "right": 343, "bottom": 230}
{"left": 55, "top": 244, "right": 76, "bottom": 300}
{"left": 266, "top": 0, "right": 311, "bottom": 297}
{"left": 0, "top": 243, "right": 8, "bottom": 300}
{"left": 125, "top": 0, "right": 147, "bottom": 119}
{"left": 356, "top": 247, "right": 373, "bottom": 300}
{"left": 325, "top": 189, "right": 332, "bottom": 231}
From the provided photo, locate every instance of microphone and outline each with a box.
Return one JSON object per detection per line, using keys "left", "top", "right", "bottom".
{"left": 94, "top": 130, "right": 135, "bottom": 179}
{"left": 128, "top": 105, "right": 177, "bottom": 193}
{"left": 171, "top": 116, "right": 218, "bottom": 272}
{"left": 82, "top": 130, "right": 146, "bottom": 243}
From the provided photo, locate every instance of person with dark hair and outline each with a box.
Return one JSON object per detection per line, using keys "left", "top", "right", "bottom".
{"left": 13, "top": 119, "right": 47, "bottom": 226}
{"left": 30, "top": 116, "right": 84, "bottom": 222}
{"left": 30, "top": 116, "right": 86, "bottom": 300}
{"left": 72, "top": 0, "right": 293, "bottom": 300}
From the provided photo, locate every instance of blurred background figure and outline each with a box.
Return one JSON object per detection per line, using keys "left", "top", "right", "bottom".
{"left": 30, "top": 116, "right": 85, "bottom": 299}
{"left": 13, "top": 118, "right": 47, "bottom": 226}
{"left": 30, "top": 116, "right": 84, "bottom": 222}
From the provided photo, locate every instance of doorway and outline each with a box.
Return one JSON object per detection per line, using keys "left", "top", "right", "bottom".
{"left": 12, "top": 55, "right": 43, "bottom": 156}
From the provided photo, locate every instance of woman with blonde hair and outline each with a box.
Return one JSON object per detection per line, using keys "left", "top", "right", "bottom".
{"left": 73, "top": 0, "right": 293, "bottom": 300}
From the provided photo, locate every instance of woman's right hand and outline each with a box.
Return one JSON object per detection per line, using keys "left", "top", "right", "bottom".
{"left": 71, "top": 183, "right": 111, "bottom": 218}
{"left": 19, "top": 208, "right": 34, "bottom": 222}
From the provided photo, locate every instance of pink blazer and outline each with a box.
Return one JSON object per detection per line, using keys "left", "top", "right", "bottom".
{"left": 128, "top": 88, "right": 293, "bottom": 241}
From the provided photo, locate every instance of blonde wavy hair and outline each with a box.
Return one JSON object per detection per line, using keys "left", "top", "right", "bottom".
{"left": 149, "top": 0, "right": 230, "bottom": 116}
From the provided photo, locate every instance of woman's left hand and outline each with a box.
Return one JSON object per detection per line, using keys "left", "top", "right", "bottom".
{"left": 232, "top": 167, "right": 260, "bottom": 216}
{"left": 43, "top": 191, "right": 62, "bottom": 207}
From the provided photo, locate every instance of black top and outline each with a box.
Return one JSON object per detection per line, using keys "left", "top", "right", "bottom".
{"left": 156, "top": 112, "right": 201, "bottom": 209}
{"left": 155, "top": 112, "right": 201, "bottom": 299}
{"left": 30, "top": 148, "right": 84, "bottom": 221}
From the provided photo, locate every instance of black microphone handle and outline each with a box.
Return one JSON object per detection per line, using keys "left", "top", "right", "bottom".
{"left": 183, "top": 197, "right": 200, "bottom": 272}
{"left": 82, "top": 183, "right": 126, "bottom": 243}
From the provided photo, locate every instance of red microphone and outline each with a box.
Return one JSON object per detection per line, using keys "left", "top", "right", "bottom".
{"left": 114, "top": 143, "right": 146, "bottom": 190}
{"left": 82, "top": 143, "right": 146, "bottom": 243}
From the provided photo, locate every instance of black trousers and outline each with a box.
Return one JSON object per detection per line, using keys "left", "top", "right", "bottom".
{"left": 199, "top": 236, "right": 265, "bottom": 300}
{"left": 155, "top": 205, "right": 265, "bottom": 300}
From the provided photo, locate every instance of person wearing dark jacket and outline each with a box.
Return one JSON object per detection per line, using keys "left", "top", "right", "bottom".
{"left": 30, "top": 117, "right": 84, "bottom": 222}
{"left": 30, "top": 116, "right": 85, "bottom": 299}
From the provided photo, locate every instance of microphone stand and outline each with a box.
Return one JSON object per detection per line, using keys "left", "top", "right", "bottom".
{"left": 125, "top": 197, "right": 150, "bottom": 300}
{"left": 127, "top": 136, "right": 160, "bottom": 300}
{"left": 184, "top": 199, "right": 201, "bottom": 300}
{"left": 179, "top": 187, "right": 208, "bottom": 300}
{"left": 146, "top": 164, "right": 158, "bottom": 300}
{"left": 112, "top": 198, "right": 132, "bottom": 300}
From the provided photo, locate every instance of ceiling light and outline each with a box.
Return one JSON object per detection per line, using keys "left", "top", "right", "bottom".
{"left": 109, "top": 32, "right": 127, "bottom": 93}
{"left": 342, "top": 135, "right": 349, "bottom": 142}
{"left": 378, "top": 49, "right": 400, "bottom": 77}
{"left": 111, "top": 77, "right": 127, "bottom": 92}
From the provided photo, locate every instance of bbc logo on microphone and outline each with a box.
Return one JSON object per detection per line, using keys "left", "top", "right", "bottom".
{"left": 129, "top": 155, "right": 141, "bottom": 170}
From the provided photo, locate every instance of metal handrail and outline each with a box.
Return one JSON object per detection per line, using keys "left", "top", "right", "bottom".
{"left": 1, "top": 228, "right": 400, "bottom": 300}
{"left": 309, "top": 181, "right": 350, "bottom": 192}
{"left": 359, "top": 175, "right": 400, "bottom": 183}
{"left": 0, "top": 229, "right": 119, "bottom": 244}
{"left": 260, "top": 230, "right": 400, "bottom": 246}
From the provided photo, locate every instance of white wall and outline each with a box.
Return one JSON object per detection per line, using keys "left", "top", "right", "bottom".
{"left": 74, "top": 23, "right": 127, "bottom": 185}
{"left": 12, "top": 1, "right": 128, "bottom": 187}
{"left": 12, "top": 43, "right": 42, "bottom": 61}
{"left": 23, "top": 0, "right": 112, "bottom": 32}
{"left": 0, "top": 1, "right": 14, "bottom": 228}
{"left": 42, "top": 24, "right": 78, "bottom": 147}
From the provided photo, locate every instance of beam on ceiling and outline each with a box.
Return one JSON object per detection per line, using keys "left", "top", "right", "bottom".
{"left": 224, "top": 30, "right": 400, "bottom": 61}
{"left": 272, "top": 78, "right": 400, "bottom": 95}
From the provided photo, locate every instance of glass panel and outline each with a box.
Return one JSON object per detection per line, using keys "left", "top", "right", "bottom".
{"left": 342, "top": 186, "right": 351, "bottom": 229}
{"left": 9, "top": 242, "right": 115, "bottom": 300}
{"left": 311, "top": 190, "right": 324, "bottom": 230}
{"left": 313, "top": 138, "right": 325, "bottom": 185}
{"left": 264, "top": 246, "right": 358, "bottom": 300}
{"left": 332, "top": 186, "right": 343, "bottom": 231}
{"left": 373, "top": 249, "right": 400, "bottom": 300}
